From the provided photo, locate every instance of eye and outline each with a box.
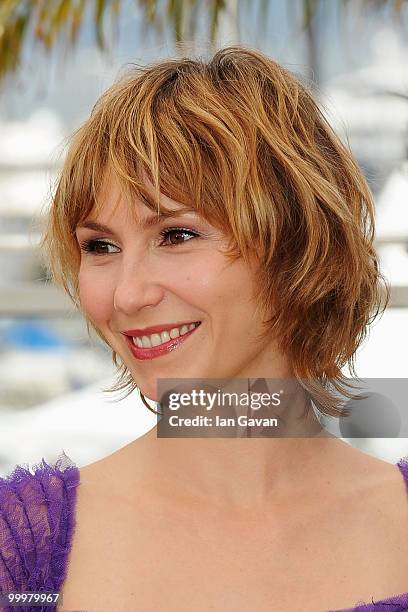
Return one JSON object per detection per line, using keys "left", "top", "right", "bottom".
{"left": 79, "top": 239, "right": 119, "bottom": 255}
{"left": 158, "top": 227, "right": 199, "bottom": 247}
{"left": 78, "top": 227, "right": 199, "bottom": 256}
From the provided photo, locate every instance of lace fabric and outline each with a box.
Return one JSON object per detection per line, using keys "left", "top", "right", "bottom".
{"left": 327, "top": 592, "right": 408, "bottom": 611}
{"left": 0, "top": 451, "right": 79, "bottom": 612}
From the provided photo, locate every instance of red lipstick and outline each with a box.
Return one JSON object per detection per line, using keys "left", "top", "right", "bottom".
{"left": 124, "top": 322, "right": 201, "bottom": 361}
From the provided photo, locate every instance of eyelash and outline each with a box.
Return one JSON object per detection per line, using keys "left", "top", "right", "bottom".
{"left": 79, "top": 227, "right": 199, "bottom": 256}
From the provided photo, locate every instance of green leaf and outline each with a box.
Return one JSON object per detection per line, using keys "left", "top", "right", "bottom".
{"left": 0, "top": 12, "right": 30, "bottom": 81}
{"left": 209, "top": 0, "right": 225, "bottom": 43}
{"left": 70, "top": 0, "right": 86, "bottom": 45}
{"left": 167, "top": 0, "right": 183, "bottom": 42}
{"left": 301, "top": 0, "right": 319, "bottom": 30}
{"left": 138, "top": 0, "right": 157, "bottom": 24}
{"left": 0, "top": 0, "right": 20, "bottom": 27}
{"left": 95, "top": 0, "right": 108, "bottom": 50}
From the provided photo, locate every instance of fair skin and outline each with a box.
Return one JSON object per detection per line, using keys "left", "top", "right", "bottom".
{"left": 59, "top": 169, "right": 408, "bottom": 611}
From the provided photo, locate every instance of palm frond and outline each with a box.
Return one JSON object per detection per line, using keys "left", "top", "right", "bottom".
{"left": 1, "top": 0, "right": 408, "bottom": 85}
{"left": 69, "top": 0, "right": 87, "bottom": 45}
{"left": 167, "top": 0, "right": 183, "bottom": 42}
{"left": 209, "top": 0, "right": 225, "bottom": 43}
{"left": 0, "top": 2, "right": 33, "bottom": 81}
{"left": 95, "top": 0, "right": 108, "bottom": 49}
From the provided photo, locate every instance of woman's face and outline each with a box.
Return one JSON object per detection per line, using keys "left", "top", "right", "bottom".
{"left": 75, "top": 171, "right": 289, "bottom": 401}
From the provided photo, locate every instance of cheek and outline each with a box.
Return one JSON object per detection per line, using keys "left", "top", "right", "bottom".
{"left": 182, "top": 255, "right": 254, "bottom": 311}
{"left": 78, "top": 268, "right": 115, "bottom": 325}
{"left": 179, "top": 256, "right": 229, "bottom": 303}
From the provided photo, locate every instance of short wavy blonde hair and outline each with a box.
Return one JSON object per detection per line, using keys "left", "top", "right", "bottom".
{"left": 40, "top": 45, "right": 389, "bottom": 418}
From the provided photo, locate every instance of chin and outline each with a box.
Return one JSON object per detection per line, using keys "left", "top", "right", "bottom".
{"left": 138, "top": 386, "right": 159, "bottom": 407}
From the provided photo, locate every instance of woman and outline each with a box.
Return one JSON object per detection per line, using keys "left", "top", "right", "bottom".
{"left": 1, "top": 46, "right": 408, "bottom": 612}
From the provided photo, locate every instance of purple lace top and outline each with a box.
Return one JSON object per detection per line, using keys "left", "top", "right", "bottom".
{"left": 0, "top": 453, "right": 407, "bottom": 612}
{"left": 0, "top": 452, "right": 79, "bottom": 612}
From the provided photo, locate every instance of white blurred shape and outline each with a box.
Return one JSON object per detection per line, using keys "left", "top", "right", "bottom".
{"left": 0, "top": 376, "right": 156, "bottom": 474}
{"left": 0, "top": 108, "right": 65, "bottom": 166}
{"left": 376, "top": 160, "right": 408, "bottom": 241}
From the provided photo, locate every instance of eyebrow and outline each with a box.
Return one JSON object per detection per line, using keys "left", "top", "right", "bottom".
{"left": 77, "top": 211, "right": 195, "bottom": 234}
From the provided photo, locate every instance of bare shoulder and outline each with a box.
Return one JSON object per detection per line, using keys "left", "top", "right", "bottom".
{"left": 330, "top": 439, "right": 408, "bottom": 500}
{"left": 77, "top": 432, "right": 150, "bottom": 486}
{"left": 327, "top": 440, "right": 408, "bottom": 547}
{"left": 75, "top": 440, "right": 144, "bottom": 516}
{"left": 305, "top": 439, "right": 408, "bottom": 591}
{"left": 59, "top": 442, "right": 147, "bottom": 610}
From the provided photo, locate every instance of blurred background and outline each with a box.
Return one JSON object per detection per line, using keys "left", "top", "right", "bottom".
{"left": 0, "top": 0, "right": 407, "bottom": 475}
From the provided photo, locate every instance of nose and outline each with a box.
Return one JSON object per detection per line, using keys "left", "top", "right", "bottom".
{"left": 113, "top": 253, "right": 165, "bottom": 314}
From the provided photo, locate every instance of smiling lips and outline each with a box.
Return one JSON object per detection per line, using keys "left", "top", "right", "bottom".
{"left": 124, "top": 321, "right": 201, "bottom": 360}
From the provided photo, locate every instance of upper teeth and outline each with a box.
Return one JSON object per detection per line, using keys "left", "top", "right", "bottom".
{"left": 132, "top": 323, "right": 198, "bottom": 348}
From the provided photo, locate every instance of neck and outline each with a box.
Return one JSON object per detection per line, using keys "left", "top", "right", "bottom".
{"left": 134, "top": 382, "right": 337, "bottom": 512}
